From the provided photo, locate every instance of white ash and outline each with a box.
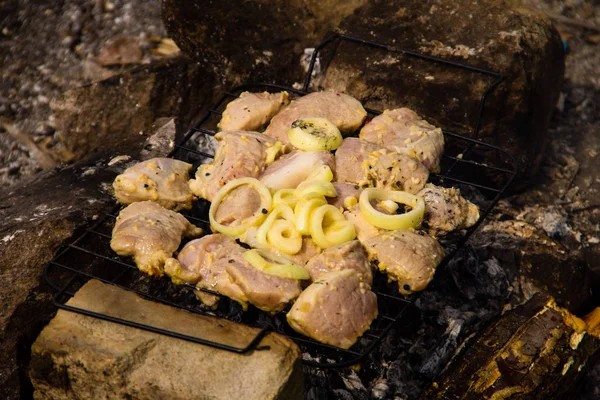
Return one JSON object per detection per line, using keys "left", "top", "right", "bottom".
{"left": 107, "top": 155, "right": 131, "bottom": 166}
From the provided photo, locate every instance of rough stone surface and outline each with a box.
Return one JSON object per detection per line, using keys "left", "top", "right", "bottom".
{"left": 163, "top": 0, "right": 564, "bottom": 187}
{"left": 322, "top": 0, "right": 564, "bottom": 187}
{"left": 51, "top": 56, "right": 216, "bottom": 161}
{"left": 469, "top": 218, "right": 592, "bottom": 311}
{"left": 161, "top": 0, "right": 367, "bottom": 86}
{"left": 0, "top": 0, "right": 167, "bottom": 186}
{"left": 30, "top": 280, "right": 304, "bottom": 400}
{"left": 0, "top": 164, "right": 115, "bottom": 399}
{"left": 0, "top": 112, "right": 202, "bottom": 399}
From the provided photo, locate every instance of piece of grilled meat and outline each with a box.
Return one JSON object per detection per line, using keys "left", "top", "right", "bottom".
{"left": 304, "top": 240, "right": 373, "bottom": 285}
{"left": 265, "top": 91, "right": 367, "bottom": 145}
{"left": 189, "top": 131, "right": 282, "bottom": 201}
{"left": 218, "top": 91, "right": 290, "bottom": 132}
{"left": 287, "top": 269, "right": 377, "bottom": 349}
{"left": 418, "top": 183, "right": 480, "bottom": 236}
{"left": 363, "top": 230, "right": 444, "bottom": 295}
{"left": 165, "top": 234, "right": 302, "bottom": 313}
{"left": 113, "top": 158, "right": 193, "bottom": 211}
{"left": 111, "top": 201, "right": 202, "bottom": 277}
{"left": 360, "top": 108, "right": 444, "bottom": 173}
{"left": 335, "top": 137, "right": 429, "bottom": 194}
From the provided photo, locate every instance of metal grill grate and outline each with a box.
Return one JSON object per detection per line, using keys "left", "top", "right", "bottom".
{"left": 44, "top": 34, "right": 517, "bottom": 368}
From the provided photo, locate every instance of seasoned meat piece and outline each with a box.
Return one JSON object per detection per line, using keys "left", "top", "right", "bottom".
{"left": 334, "top": 138, "right": 379, "bottom": 184}
{"left": 287, "top": 270, "right": 378, "bottom": 349}
{"left": 363, "top": 230, "right": 444, "bottom": 295}
{"left": 335, "top": 138, "right": 428, "bottom": 194}
{"left": 113, "top": 158, "right": 193, "bottom": 211}
{"left": 328, "top": 182, "right": 362, "bottom": 209}
{"left": 240, "top": 227, "right": 322, "bottom": 266}
{"left": 164, "top": 234, "right": 302, "bottom": 313}
{"left": 360, "top": 108, "right": 445, "bottom": 173}
{"left": 214, "top": 185, "right": 263, "bottom": 227}
{"left": 111, "top": 201, "right": 202, "bottom": 277}
{"left": 189, "top": 130, "right": 281, "bottom": 201}
{"left": 343, "top": 204, "right": 382, "bottom": 242}
{"left": 304, "top": 241, "right": 372, "bottom": 285}
{"left": 265, "top": 92, "right": 367, "bottom": 145}
{"left": 218, "top": 91, "right": 290, "bottom": 132}
{"left": 260, "top": 150, "right": 336, "bottom": 190}
{"left": 418, "top": 183, "right": 480, "bottom": 236}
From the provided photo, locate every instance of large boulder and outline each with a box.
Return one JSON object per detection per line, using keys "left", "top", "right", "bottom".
{"left": 162, "top": 0, "right": 564, "bottom": 187}
{"left": 51, "top": 56, "right": 216, "bottom": 161}
{"left": 161, "top": 0, "right": 368, "bottom": 85}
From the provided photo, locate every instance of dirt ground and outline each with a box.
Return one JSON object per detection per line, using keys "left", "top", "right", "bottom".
{"left": 0, "top": 0, "right": 167, "bottom": 186}
{"left": 1, "top": 0, "right": 599, "bottom": 397}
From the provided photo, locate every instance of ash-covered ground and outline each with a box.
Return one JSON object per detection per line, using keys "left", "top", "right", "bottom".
{"left": 1, "top": 0, "right": 599, "bottom": 399}
{"left": 1, "top": 0, "right": 167, "bottom": 186}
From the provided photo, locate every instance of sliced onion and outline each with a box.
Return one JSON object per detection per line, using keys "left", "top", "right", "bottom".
{"left": 294, "top": 194, "right": 327, "bottom": 235}
{"left": 306, "top": 165, "right": 334, "bottom": 182}
{"left": 243, "top": 249, "right": 310, "bottom": 280}
{"left": 309, "top": 204, "right": 356, "bottom": 248}
{"left": 378, "top": 199, "right": 399, "bottom": 214}
{"left": 323, "top": 220, "right": 356, "bottom": 245}
{"left": 273, "top": 189, "right": 298, "bottom": 209}
{"left": 343, "top": 196, "right": 358, "bottom": 209}
{"left": 209, "top": 177, "right": 272, "bottom": 238}
{"left": 267, "top": 219, "right": 302, "bottom": 254}
{"left": 256, "top": 204, "right": 295, "bottom": 248}
{"left": 265, "top": 141, "right": 283, "bottom": 165}
{"left": 287, "top": 117, "right": 342, "bottom": 151}
{"left": 296, "top": 180, "right": 337, "bottom": 198}
{"left": 359, "top": 188, "right": 425, "bottom": 230}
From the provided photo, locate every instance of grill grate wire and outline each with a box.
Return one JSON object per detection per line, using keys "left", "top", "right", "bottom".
{"left": 43, "top": 34, "right": 517, "bottom": 368}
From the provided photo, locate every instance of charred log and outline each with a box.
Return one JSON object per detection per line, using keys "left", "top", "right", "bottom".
{"left": 420, "top": 293, "right": 600, "bottom": 399}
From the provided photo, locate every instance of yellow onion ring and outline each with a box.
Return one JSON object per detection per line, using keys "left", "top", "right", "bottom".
{"left": 267, "top": 219, "right": 303, "bottom": 254}
{"left": 309, "top": 204, "right": 356, "bottom": 248}
{"left": 295, "top": 180, "right": 337, "bottom": 198}
{"left": 343, "top": 196, "right": 358, "bottom": 209}
{"left": 243, "top": 249, "right": 310, "bottom": 280}
{"left": 306, "top": 165, "right": 334, "bottom": 182}
{"left": 209, "top": 177, "right": 272, "bottom": 238}
{"left": 294, "top": 194, "right": 327, "bottom": 235}
{"left": 265, "top": 141, "right": 283, "bottom": 165}
{"left": 273, "top": 189, "right": 298, "bottom": 209}
{"left": 359, "top": 188, "right": 424, "bottom": 230}
{"left": 256, "top": 204, "right": 295, "bottom": 248}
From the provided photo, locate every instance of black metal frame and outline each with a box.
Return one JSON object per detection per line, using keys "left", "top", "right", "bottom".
{"left": 43, "top": 34, "right": 517, "bottom": 368}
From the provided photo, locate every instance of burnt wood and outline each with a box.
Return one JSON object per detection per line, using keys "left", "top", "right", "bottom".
{"left": 421, "top": 293, "right": 600, "bottom": 399}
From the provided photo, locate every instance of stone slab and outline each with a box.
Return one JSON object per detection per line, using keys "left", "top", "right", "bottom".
{"left": 30, "top": 279, "right": 304, "bottom": 400}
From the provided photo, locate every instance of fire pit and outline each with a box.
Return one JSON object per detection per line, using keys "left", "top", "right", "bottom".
{"left": 2, "top": 1, "right": 597, "bottom": 399}
{"left": 43, "top": 34, "right": 517, "bottom": 371}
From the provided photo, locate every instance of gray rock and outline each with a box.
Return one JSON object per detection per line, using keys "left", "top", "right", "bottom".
{"left": 51, "top": 56, "right": 217, "bottom": 161}
{"left": 470, "top": 219, "right": 592, "bottom": 310}
{"left": 163, "top": 0, "right": 564, "bottom": 187}
{"left": 0, "top": 164, "right": 116, "bottom": 399}
{"left": 0, "top": 59, "right": 216, "bottom": 397}
{"left": 161, "top": 0, "right": 367, "bottom": 85}
{"left": 139, "top": 117, "right": 177, "bottom": 160}
{"left": 321, "top": 0, "right": 564, "bottom": 187}
{"left": 30, "top": 280, "right": 304, "bottom": 400}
